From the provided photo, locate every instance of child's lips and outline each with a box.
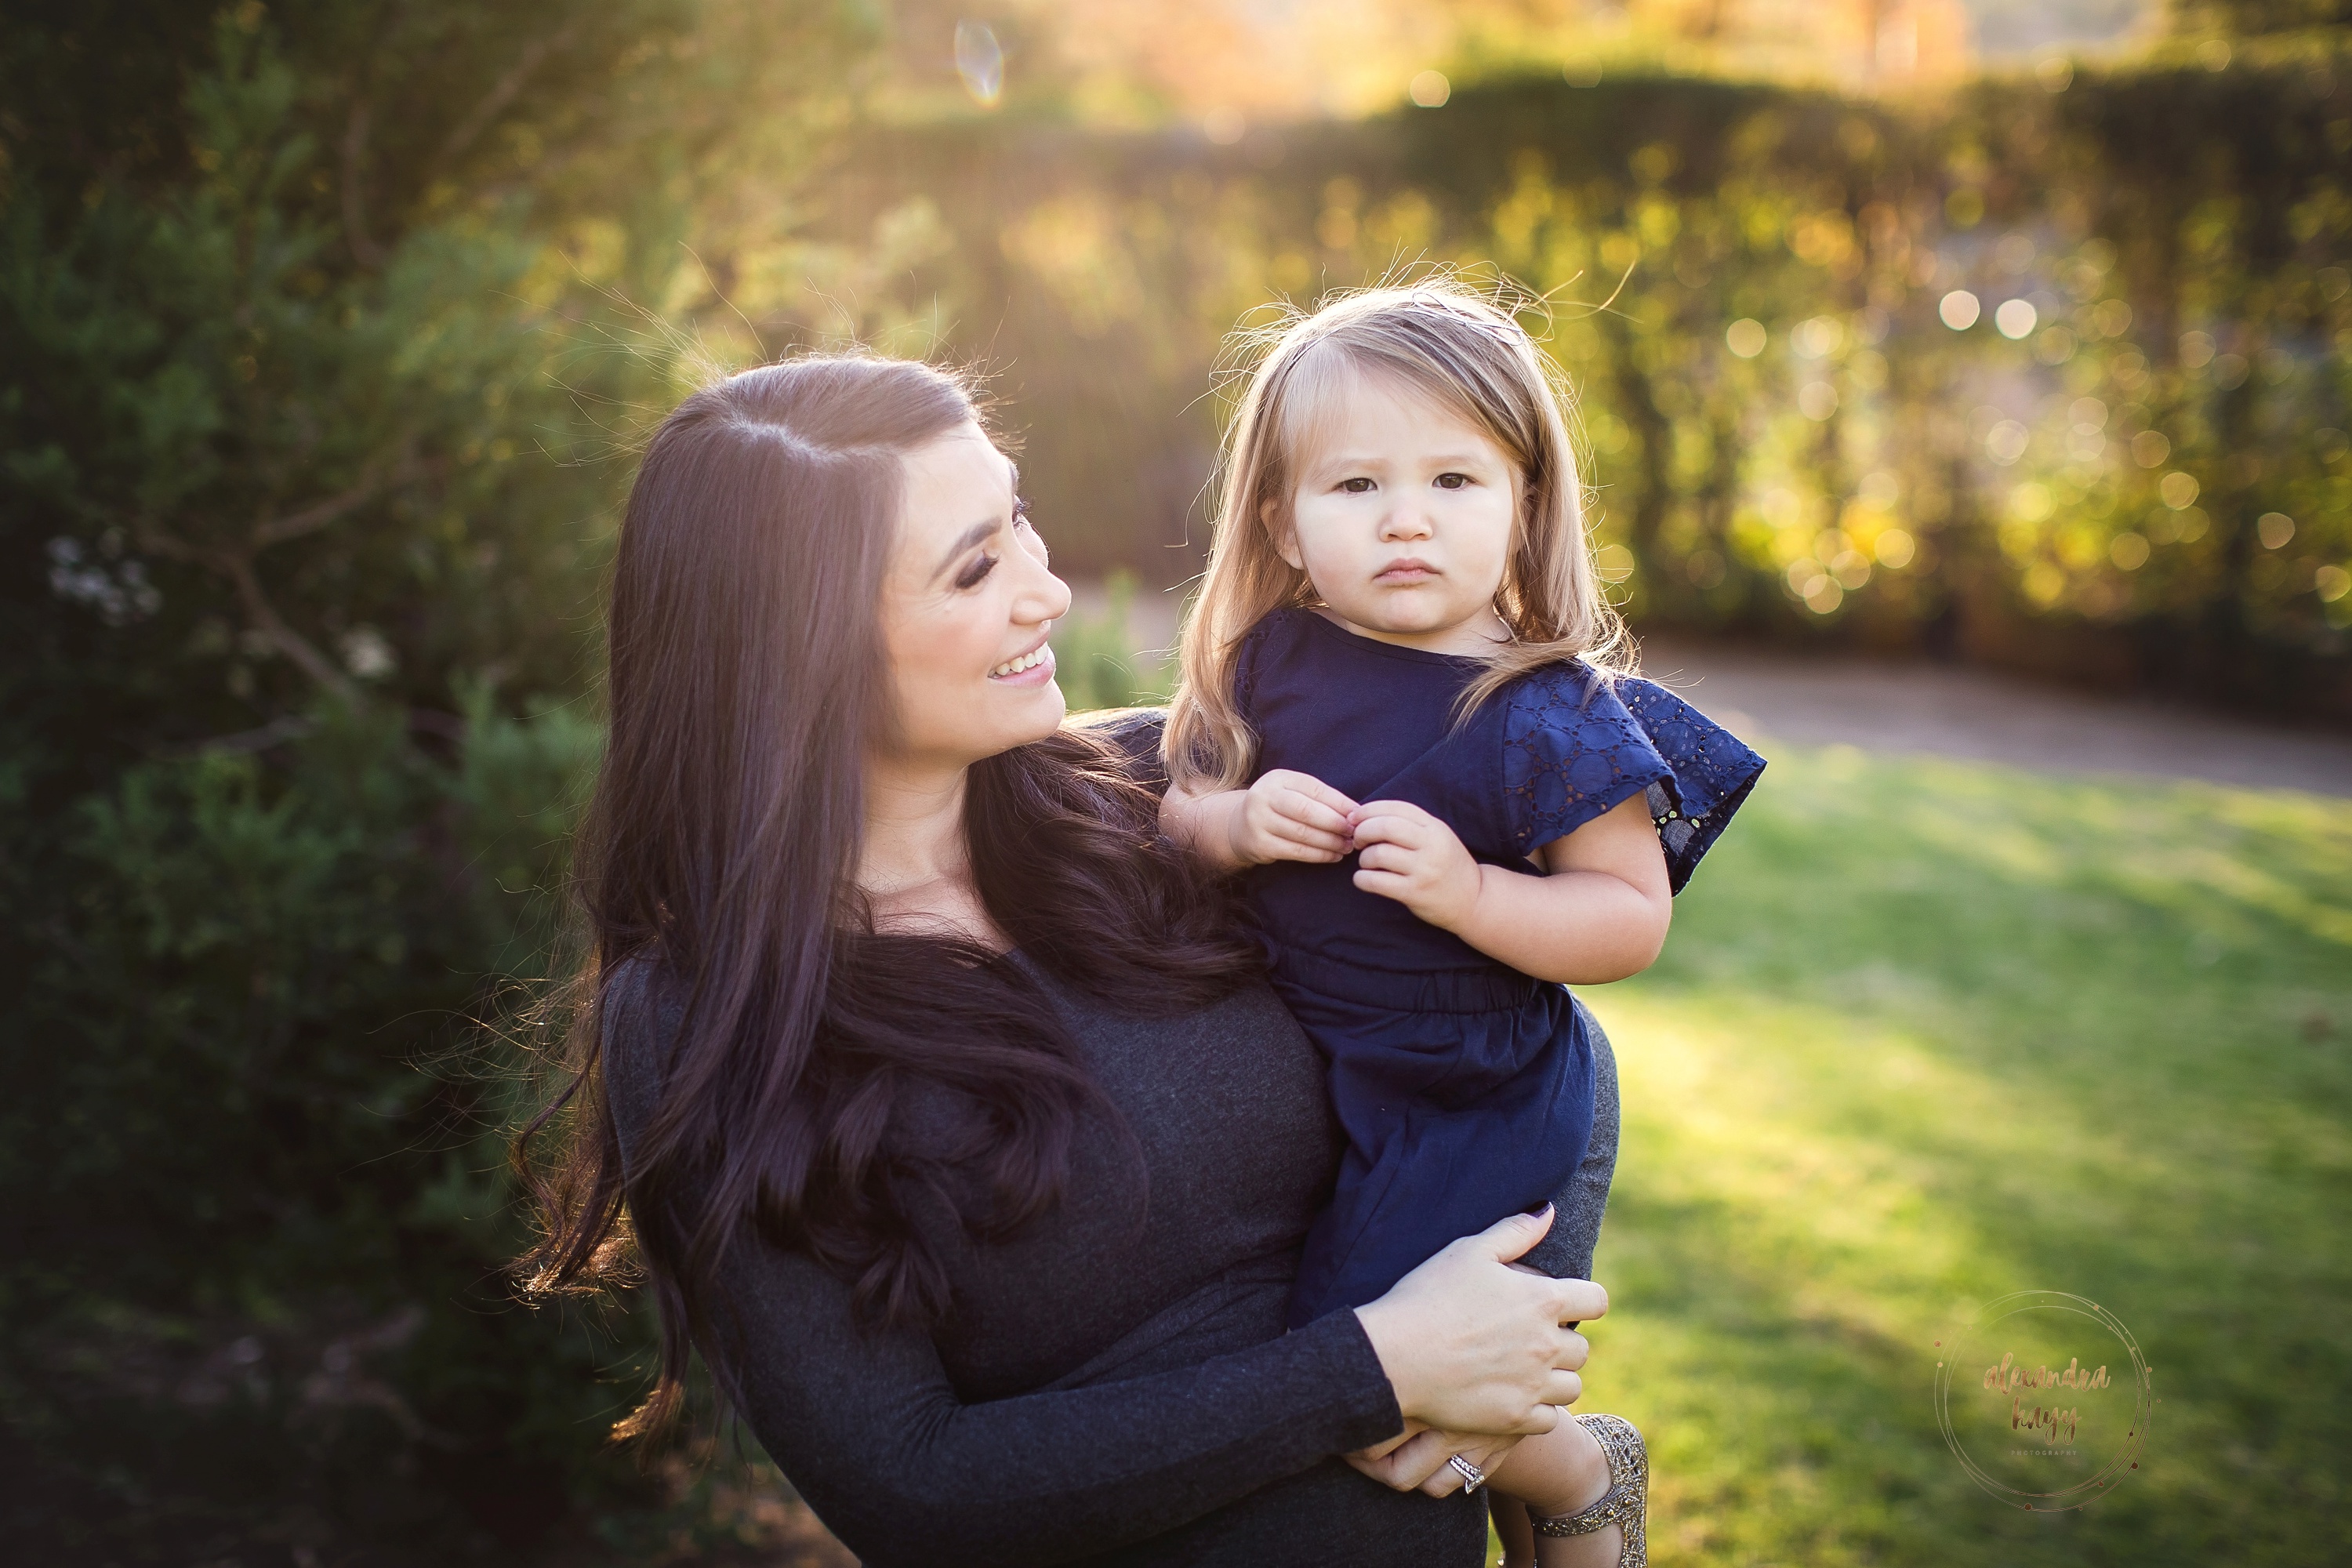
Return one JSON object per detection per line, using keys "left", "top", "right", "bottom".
{"left": 1375, "top": 560, "right": 1439, "bottom": 583}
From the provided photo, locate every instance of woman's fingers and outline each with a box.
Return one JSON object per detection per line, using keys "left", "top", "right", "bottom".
{"left": 1541, "top": 1368, "right": 1586, "bottom": 1409}
{"left": 1348, "top": 1426, "right": 1461, "bottom": 1494}
{"left": 1479, "top": 1206, "right": 1556, "bottom": 1265}
{"left": 1550, "top": 1276, "right": 1607, "bottom": 1324}
{"left": 1356, "top": 1206, "right": 1610, "bottom": 1436}
{"left": 1412, "top": 1429, "right": 1530, "bottom": 1497}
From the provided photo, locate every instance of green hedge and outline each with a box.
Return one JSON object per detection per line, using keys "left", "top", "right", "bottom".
{"left": 822, "top": 42, "right": 2352, "bottom": 718}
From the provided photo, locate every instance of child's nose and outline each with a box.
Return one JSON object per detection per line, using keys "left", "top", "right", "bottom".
{"left": 1381, "top": 504, "right": 1436, "bottom": 541}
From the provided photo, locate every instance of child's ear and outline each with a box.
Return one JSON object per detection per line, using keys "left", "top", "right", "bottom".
{"left": 1262, "top": 499, "right": 1305, "bottom": 571}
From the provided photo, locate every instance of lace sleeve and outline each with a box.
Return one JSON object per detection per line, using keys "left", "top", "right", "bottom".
{"left": 1502, "top": 666, "right": 1765, "bottom": 892}
{"left": 1617, "top": 677, "right": 1764, "bottom": 891}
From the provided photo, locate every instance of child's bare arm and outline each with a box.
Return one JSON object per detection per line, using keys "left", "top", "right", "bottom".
{"left": 1348, "top": 793, "right": 1670, "bottom": 985}
{"left": 1163, "top": 770, "right": 1359, "bottom": 875}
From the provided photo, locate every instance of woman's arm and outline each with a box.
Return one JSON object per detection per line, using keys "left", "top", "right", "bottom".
{"left": 704, "top": 1209, "right": 1598, "bottom": 1568}
{"left": 1348, "top": 792, "right": 1671, "bottom": 985}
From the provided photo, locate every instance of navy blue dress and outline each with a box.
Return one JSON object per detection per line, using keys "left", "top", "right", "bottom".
{"left": 1229, "top": 609, "right": 1766, "bottom": 1327}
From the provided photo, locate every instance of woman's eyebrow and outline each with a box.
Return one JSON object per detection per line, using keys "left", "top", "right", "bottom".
{"left": 931, "top": 463, "right": 1018, "bottom": 581}
{"left": 931, "top": 517, "right": 1000, "bottom": 581}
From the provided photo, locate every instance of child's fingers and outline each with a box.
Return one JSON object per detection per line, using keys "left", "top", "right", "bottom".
{"left": 1354, "top": 840, "right": 1419, "bottom": 876}
{"left": 1352, "top": 866, "right": 1413, "bottom": 902}
{"left": 1348, "top": 811, "right": 1428, "bottom": 851}
{"left": 1280, "top": 771, "right": 1362, "bottom": 817}
{"left": 1347, "top": 797, "right": 1433, "bottom": 830}
{"left": 1265, "top": 821, "right": 1350, "bottom": 859}
{"left": 1260, "top": 768, "right": 1359, "bottom": 815}
{"left": 1271, "top": 788, "right": 1354, "bottom": 837}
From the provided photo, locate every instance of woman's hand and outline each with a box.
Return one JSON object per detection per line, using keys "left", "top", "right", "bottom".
{"left": 1348, "top": 800, "right": 1482, "bottom": 931}
{"left": 1346, "top": 1428, "right": 1526, "bottom": 1497}
{"left": 1351, "top": 1207, "right": 1604, "bottom": 1439}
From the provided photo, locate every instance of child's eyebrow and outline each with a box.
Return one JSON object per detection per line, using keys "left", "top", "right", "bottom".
{"left": 1311, "top": 449, "right": 1496, "bottom": 470}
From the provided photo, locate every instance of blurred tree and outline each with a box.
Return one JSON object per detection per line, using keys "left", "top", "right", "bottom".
{"left": 2172, "top": 0, "right": 2352, "bottom": 35}
{"left": 0, "top": 0, "right": 883, "bottom": 1559}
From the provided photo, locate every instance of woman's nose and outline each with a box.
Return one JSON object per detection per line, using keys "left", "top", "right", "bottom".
{"left": 1020, "top": 554, "right": 1072, "bottom": 624}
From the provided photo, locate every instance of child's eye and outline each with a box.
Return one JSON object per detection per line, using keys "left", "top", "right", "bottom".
{"left": 1434, "top": 472, "right": 1472, "bottom": 490}
{"left": 955, "top": 553, "right": 999, "bottom": 590}
{"left": 1338, "top": 477, "right": 1376, "bottom": 494}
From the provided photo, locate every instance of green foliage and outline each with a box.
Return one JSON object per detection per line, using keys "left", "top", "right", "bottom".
{"left": 0, "top": 0, "right": 881, "bottom": 1558}
{"left": 825, "top": 49, "right": 2352, "bottom": 717}
{"left": 1054, "top": 570, "right": 1177, "bottom": 712}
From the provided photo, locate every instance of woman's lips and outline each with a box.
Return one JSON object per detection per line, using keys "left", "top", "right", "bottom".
{"left": 988, "top": 640, "right": 1056, "bottom": 685}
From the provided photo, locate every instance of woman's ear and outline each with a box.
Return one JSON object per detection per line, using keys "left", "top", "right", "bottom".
{"left": 1262, "top": 498, "right": 1305, "bottom": 571}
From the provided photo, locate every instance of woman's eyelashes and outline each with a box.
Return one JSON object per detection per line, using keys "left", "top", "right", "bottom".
{"left": 953, "top": 499, "right": 1033, "bottom": 590}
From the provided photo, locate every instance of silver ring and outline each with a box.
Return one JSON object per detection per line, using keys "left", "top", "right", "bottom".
{"left": 1447, "top": 1454, "right": 1486, "bottom": 1493}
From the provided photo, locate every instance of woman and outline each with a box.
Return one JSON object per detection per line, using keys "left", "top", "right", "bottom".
{"left": 521, "top": 354, "right": 1604, "bottom": 1566}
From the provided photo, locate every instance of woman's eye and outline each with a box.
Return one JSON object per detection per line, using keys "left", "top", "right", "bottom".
{"left": 1338, "top": 477, "right": 1376, "bottom": 494}
{"left": 1013, "top": 495, "right": 1034, "bottom": 529}
{"left": 955, "top": 553, "right": 999, "bottom": 590}
{"left": 1435, "top": 472, "right": 1471, "bottom": 490}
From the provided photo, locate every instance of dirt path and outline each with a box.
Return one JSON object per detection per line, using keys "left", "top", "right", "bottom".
{"left": 1077, "top": 580, "right": 2343, "bottom": 789}
{"left": 1082, "top": 585, "right": 2352, "bottom": 798}
{"left": 1639, "top": 639, "right": 2352, "bottom": 799}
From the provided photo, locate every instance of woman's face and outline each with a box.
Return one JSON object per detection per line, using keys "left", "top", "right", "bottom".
{"left": 876, "top": 420, "right": 1072, "bottom": 773}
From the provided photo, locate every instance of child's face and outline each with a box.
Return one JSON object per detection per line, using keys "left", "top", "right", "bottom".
{"left": 1274, "top": 370, "right": 1519, "bottom": 655}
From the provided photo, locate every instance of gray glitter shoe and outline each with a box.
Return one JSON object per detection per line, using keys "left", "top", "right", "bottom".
{"left": 1529, "top": 1412, "right": 1646, "bottom": 1566}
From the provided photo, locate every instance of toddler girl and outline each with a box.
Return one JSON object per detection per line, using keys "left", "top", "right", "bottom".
{"left": 1162, "top": 284, "right": 1762, "bottom": 1566}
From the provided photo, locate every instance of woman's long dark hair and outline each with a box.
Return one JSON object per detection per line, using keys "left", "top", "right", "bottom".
{"left": 515, "top": 355, "right": 1254, "bottom": 1439}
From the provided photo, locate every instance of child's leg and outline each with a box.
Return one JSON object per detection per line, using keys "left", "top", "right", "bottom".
{"left": 1492, "top": 1492, "right": 1537, "bottom": 1565}
{"left": 1516, "top": 1015, "right": 1619, "bottom": 1294}
{"left": 1485, "top": 1418, "right": 1618, "bottom": 1568}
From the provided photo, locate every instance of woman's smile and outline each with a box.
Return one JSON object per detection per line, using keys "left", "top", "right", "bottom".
{"left": 989, "top": 637, "right": 1058, "bottom": 684}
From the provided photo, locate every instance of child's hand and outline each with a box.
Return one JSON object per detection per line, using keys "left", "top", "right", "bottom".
{"left": 1349, "top": 800, "right": 1482, "bottom": 930}
{"left": 1228, "top": 769, "right": 1359, "bottom": 866}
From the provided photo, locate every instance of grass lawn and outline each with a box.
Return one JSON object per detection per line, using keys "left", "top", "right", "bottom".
{"left": 1565, "top": 740, "right": 2352, "bottom": 1566}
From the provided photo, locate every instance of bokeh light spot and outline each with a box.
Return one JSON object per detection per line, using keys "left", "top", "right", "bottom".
{"left": 1940, "top": 290, "right": 1981, "bottom": 329}
{"left": 954, "top": 21, "right": 1004, "bottom": 107}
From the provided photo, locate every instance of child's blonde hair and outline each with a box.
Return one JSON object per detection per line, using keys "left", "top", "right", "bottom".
{"left": 1164, "top": 279, "right": 1631, "bottom": 793}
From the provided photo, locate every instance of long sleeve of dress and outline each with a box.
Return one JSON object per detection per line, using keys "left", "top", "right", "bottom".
{"left": 600, "top": 961, "right": 1416, "bottom": 1568}
{"left": 703, "top": 1239, "right": 1403, "bottom": 1567}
